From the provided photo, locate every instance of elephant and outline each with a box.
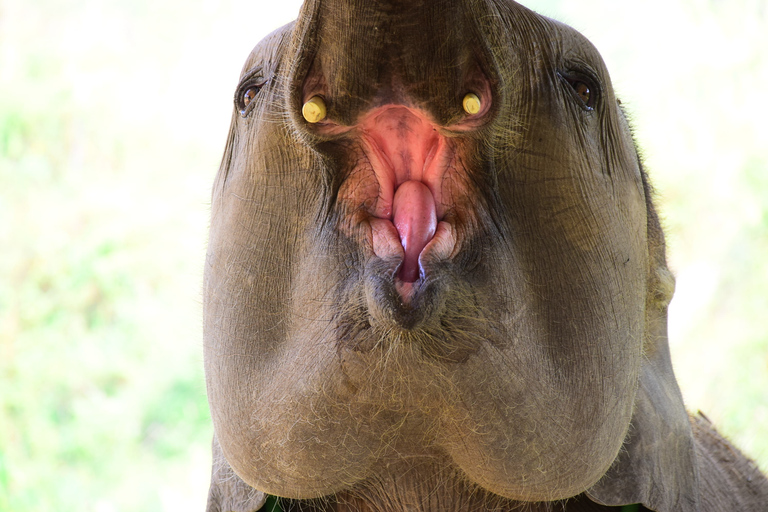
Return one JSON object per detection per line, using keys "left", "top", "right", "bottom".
{"left": 203, "top": 0, "right": 768, "bottom": 510}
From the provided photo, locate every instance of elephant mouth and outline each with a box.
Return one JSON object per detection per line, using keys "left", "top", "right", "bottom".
{"left": 338, "top": 106, "right": 467, "bottom": 307}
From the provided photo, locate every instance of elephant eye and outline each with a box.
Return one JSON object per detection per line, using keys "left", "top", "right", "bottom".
{"left": 571, "top": 81, "right": 591, "bottom": 104}
{"left": 559, "top": 71, "right": 599, "bottom": 111}
{"left": 243, "top": 87, "right": 258, "bottom": 107}
{"left": 235, "top": 72, "right": 268, "bottom": 116}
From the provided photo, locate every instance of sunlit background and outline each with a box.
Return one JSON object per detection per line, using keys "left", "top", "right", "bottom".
{"left": 1, "top": 0, "right": 766, "bottom": 510}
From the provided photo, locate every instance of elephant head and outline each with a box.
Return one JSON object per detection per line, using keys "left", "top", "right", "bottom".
{"left": 204, "top": 1, "right": 767, "bottom": 511}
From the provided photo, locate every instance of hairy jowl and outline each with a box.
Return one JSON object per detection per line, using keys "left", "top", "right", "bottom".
{"left": 200, "top": 1, "right": 768, "bottom": 511}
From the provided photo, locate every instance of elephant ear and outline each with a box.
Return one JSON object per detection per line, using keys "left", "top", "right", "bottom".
{"left": 587, "top": 182, "right": 701, "bottom": 512}
{"left": 207, "top": 434, "right": 267, "bottom": 512}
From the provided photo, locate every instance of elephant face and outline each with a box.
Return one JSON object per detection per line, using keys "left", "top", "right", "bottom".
{"left": 205, "top": 0, "right": 698, "bottom": 509}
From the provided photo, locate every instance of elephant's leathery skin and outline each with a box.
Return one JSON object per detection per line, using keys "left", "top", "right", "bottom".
{"left": 203, "top": 1, "right": 768, "bottom": 511}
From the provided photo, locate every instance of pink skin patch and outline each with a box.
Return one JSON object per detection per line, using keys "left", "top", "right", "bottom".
{"left": 329, "top": 104, "right": 478, "bottom": 302}
{"left": 358, "top": 107, "right": 446, "bottom": 220}
{"left": 358, "top": 107, "right": 455, "bottom": 287}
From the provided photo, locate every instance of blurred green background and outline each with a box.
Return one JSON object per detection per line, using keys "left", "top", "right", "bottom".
{"left": 0, "top": 0, "right": 765, "bottom": 510}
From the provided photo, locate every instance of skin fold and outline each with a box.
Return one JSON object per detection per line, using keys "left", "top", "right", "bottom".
{"left": 203, "top": 1, "right": 768, "bottom": 510}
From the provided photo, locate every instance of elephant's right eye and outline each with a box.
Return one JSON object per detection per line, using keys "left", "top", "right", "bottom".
{"left": 559, "top": 70, "right": 600, "bottom": 111}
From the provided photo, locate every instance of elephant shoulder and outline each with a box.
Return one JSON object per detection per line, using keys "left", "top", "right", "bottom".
{"left": 691, "top": 412, "right": 768, "bottom": 509}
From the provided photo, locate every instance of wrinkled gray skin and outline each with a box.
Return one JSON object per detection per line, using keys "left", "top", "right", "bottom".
{"left": 204, "top": 1, "right": 768, "bottom": 511}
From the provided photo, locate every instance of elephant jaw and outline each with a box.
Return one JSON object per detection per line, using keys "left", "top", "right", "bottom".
{"left": 354, "top": 106, "right": 462, "bottom": 304}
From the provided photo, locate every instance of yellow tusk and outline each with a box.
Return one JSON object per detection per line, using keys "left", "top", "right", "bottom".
{"left": 462, "top": 93, "right": 481, "bottom": 115}
{"left": 302, "top": 96, "right": 327, "bottom": 123}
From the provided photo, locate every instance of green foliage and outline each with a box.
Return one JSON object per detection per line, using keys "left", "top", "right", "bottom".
{"left": 1, "top": 0, "right": 766, "bottom": 510}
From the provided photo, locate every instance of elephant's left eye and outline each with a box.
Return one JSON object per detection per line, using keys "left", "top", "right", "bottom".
{"left": 559, "top": 71, "right": 599, "bottom": 111}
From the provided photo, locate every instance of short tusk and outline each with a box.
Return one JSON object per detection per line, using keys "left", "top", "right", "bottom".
{"left": 302, "top": 96, "right": 327, "bottom": 123}
{"left": 462, "top": 93, "right": 481, "bottom": 115}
